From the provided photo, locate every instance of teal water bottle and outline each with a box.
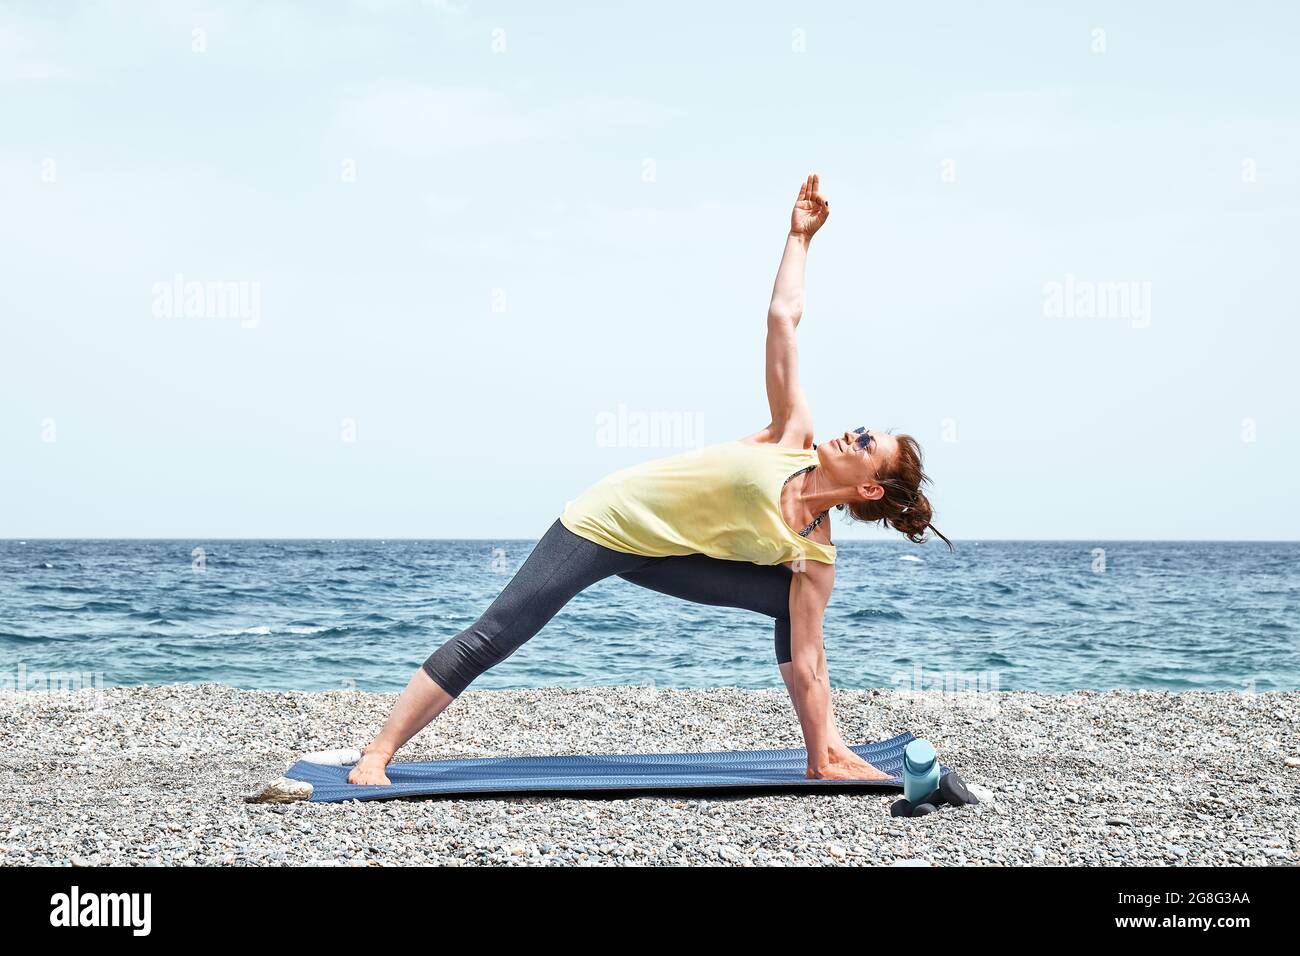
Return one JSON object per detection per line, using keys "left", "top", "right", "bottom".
{"left": 902, "top": 739, "right": 941, "bottom": 802}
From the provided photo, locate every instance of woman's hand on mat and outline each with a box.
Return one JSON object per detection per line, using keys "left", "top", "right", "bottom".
{"left": 807, "top": 748, "right": 893, "bottom": 782}
{"left": 789, "top": 173, "right": 829, "bottom": 241}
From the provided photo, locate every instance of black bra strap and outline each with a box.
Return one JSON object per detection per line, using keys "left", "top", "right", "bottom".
{"left": 783, "top": 465, "right": 828, "bottom": 539}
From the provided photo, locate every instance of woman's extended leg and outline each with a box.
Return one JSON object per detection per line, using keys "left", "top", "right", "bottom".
{"left": 349, "top": 519, "right": 646, "bottom": 784}
{"left": 617, "top": 553, "right": 794, "bottom": 659}
{"left": 617, "top": 555, "right": 853, "bottom": 750}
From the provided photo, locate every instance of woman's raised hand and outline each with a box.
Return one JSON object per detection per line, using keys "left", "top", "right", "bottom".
{"left": 789, "top": 173, "right": 830, "bottom": 240}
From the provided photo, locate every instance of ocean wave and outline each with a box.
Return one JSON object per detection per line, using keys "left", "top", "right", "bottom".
{"left": 59, "top": 600, "right": 135, "bottom": 613}
{"left": 844, "top": 608, "right": 905, "bottom": 621}
{"left": 982, "top": 652, "right": 1017, "bottom": 667}
{"left": 191, "top": 623, "right": 357, "bottom": 640}
{"left": 208, "top": 625, "right": 273, "bottom": 637}
{"left": 0, "top": 631, "right": 62, "bottom": 644}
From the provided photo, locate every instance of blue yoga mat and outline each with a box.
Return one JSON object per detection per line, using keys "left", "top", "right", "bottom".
{"left": 283, "top": 731, "right": 946, "bottom": 803}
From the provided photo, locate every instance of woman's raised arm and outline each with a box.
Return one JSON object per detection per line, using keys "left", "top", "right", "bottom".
{"left": 764, "top": 174, "right": 829, "bottom": 447}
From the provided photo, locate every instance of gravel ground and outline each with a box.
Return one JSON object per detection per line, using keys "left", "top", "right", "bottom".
{"left": 1, "top": 684, "right": 1296, "bottom": 866}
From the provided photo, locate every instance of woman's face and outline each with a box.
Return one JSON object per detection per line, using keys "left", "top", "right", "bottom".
{"left": 816, "top": 427, "right": 897, "bottom": 497}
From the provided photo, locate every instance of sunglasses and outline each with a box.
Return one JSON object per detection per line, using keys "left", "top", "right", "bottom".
{"left": 813, "top": 428, "right": 875, "bottom": 453}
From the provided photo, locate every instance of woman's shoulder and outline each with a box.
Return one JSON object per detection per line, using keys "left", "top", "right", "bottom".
{"left": 738, "top": 424, "right": 815, "bottom": 449}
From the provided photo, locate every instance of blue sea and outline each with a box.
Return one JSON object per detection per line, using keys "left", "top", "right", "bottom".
{"left": 1, "top": 540, "right": 1296, "bottom": 693}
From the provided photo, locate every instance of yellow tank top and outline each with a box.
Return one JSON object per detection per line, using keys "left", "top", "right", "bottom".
{"left": 560, "top": 440, "right": 836, "bottom": 566}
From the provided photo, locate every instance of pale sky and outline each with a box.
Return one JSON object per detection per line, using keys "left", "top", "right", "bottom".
{"left": 2, "top": 1, "right": 1297, "bottom": 540}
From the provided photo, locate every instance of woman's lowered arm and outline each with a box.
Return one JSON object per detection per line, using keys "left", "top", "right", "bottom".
{"left": 788, "top": 559, "right": 893, "bottom": 781}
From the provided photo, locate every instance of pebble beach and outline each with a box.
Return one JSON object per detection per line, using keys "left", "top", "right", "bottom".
{"left": 2, "top": 684, "right": 1296, "bottom": 867}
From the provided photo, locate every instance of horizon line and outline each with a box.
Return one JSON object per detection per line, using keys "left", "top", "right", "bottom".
{"left": 4, "top": 537, "right": 1299, "bottom": 544}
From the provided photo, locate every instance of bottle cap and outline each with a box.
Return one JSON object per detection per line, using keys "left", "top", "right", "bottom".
{"left": 903, "top": 739, "right": 937, "bottom": 775}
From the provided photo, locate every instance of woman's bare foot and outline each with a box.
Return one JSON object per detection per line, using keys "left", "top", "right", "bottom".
{"left": 347, "top": 743, "right": 393, "bottom": 786}
{"left": 807, "top": 747, "right": 894, "bottom": 782}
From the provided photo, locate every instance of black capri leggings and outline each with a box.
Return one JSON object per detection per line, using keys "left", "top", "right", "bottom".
{"left": 423, "top": 518, "right": 795, "bottom": 697}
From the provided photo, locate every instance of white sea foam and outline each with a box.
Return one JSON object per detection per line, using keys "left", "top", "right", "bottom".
{"left": 212, "top": 624, "right": 330, "bottom": 638}
{"left": 211, "top": 625, "right": 273, "bottom": 637}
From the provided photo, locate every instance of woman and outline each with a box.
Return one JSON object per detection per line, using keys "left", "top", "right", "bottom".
{"left": 349, "top": 173, "right": 949, "bottom": 786}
